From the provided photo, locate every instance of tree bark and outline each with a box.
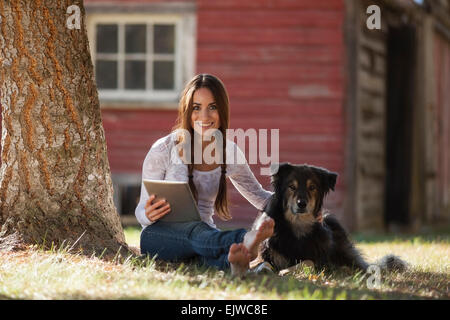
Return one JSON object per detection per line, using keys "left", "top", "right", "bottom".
{"left": 0, "top": 0, "right": 132, "bottom": 258}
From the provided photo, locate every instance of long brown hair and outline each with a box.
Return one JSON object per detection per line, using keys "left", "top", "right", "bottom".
{"left": 172, "top": 74, "right": 231, "bottom": 220}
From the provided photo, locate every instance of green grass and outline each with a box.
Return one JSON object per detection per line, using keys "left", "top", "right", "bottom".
{"left": 0, "top": 226, "right": 448, "bottom": 300}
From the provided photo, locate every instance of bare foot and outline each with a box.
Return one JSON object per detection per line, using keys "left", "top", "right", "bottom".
{"left": 243, "top": 217, "right": 275, "bottom": 261}
{"left": 228, "top": 243, "right": 251, "bottom": 277}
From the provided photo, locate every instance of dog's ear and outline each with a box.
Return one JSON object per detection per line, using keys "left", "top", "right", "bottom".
{"left": 311, "top": 166, "right": 338, "bottom": 194}
{"left": 265, "top": 163, "right": 292, "bottom": 218}
{"left": 270, "top": 162, "right": 292, "bottom": 183}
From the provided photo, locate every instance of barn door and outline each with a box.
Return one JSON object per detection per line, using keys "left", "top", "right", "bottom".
{"left": 385, "top": 25, "right": 417, "bottom": 227}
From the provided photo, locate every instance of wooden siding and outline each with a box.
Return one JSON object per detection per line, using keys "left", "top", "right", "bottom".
{"left": 434, "top": 32, "right": 450, "bottom": 222}
{"left": 353, "top": 0, "right": 388, "bottom": 231}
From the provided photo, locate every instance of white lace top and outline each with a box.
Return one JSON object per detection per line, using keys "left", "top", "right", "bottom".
{"left": 135, "top": 132, "right": 273, "bottom": 228}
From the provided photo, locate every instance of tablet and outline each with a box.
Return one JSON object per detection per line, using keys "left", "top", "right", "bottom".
{"left": 143, "top": 179, "right": 201, "bottom": 223}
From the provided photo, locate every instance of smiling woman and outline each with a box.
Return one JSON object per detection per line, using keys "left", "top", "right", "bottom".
{"left": 134, "top": 74, "right": 275, "bottom": 276}
{"left": 174, "top": 75, "right": 230, "bottom": 219}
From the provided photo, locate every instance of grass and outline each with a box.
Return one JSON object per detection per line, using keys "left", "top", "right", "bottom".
{"left": 0, "top": 226, "right": 448, "bottom": 300}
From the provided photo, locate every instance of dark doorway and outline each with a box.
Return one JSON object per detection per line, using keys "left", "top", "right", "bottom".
{"left": 121, "top": 185, "right": 141, "bottom": 216}
{"left": 385, "top": 25, "right": 416, "bottom": 227}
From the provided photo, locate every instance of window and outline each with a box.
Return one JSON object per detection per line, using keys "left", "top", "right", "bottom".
{"left": 87, "top": 13, "right": 196, "bottom": 105}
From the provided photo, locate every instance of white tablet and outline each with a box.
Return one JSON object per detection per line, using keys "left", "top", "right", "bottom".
{"left": 143, "top": 179, "right": 201, "bottom": 223}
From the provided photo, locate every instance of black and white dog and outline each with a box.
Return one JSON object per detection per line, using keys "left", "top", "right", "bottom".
{"left": 253, "top": 163, "right": 407, "bottom": 273}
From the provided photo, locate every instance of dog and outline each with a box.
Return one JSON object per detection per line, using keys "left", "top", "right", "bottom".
{"left": 253, "top": 163, "right": 407, "bottom": 273}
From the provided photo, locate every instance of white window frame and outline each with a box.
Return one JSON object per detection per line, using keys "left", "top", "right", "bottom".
{"left": 86, "top": 13, "right": 196, "bottom": 107}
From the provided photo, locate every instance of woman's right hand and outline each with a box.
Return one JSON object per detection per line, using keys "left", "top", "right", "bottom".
{"left": 145, "top": 194, "right": 171, "bottom": 222}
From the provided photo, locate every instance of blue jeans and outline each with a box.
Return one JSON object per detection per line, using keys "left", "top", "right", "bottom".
{"left": 140, "top": 221, "right": 247, "bottom": 270}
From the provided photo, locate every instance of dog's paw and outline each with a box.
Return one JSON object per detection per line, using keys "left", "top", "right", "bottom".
{"left": 250, "top": 261, "right": 275, "bottom": 274}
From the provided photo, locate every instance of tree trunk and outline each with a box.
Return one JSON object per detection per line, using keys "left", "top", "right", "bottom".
{"left": 0, "top": 0, "right": 132, "bottom": 258}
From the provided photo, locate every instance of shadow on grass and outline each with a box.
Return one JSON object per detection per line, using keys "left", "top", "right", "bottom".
{"left": 236, "top": 274, "right": 428, "bottom": 300}
{"left": 382, "top": 270, "right": 450, "bottom": 299}
{"left": 130, "top": 257, "right": 443, "bottom": 300}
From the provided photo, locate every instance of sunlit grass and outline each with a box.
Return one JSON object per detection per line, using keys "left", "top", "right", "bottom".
{"left": 124, "top": 226, "right": 141, "bottom": 248}
{"left": 0, "top": 227, "right": 448, "bottom": 300}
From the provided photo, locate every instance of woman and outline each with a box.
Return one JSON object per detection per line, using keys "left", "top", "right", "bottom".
{"left": 135, "top": 74, "right": 274, "bottom": 276}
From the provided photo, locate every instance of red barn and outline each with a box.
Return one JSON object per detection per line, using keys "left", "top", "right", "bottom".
{"left": 1, "top": 0, "right": 449, "bottom": 231}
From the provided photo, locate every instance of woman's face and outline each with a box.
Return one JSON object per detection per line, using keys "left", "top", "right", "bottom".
{"left": 191, "top": 87, "right": 221, "bottom": 136}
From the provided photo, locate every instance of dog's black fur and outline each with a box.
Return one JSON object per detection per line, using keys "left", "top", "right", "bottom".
{"left": 255, "top": 163, "right": 402, "bottom": 273}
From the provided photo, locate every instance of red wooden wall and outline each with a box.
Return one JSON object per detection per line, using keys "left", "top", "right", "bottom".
{"left": 194, "top": 0, "right": 346, "bottom": 226}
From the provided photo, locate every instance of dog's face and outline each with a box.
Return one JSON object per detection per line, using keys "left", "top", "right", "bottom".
{"left": 267, "top": 163, "right": 337, "bottom": 233}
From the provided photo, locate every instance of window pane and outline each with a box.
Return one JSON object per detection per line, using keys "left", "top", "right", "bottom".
{"left": 125, "top": 24, "right": 146, "bottom": 53}
{"left": 96, "top": 24, "right": 118, "bottom": 53}
{"left": 96, "top": 60, "right": 117, "bottom": 89}
{"left": 125, "top": 60, "right": 146, "bottom": 89}
{"left": 154, "top": 24, "right": 175, "bottom": 54}
{"left": 153, "top": 61, "right": 174, "bottom": 90}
